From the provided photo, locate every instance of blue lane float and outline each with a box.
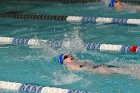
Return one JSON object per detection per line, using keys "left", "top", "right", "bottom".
{"left": 0, "top": 12, "right": 140, "bottom": 25}
{"left": 0, "top": 81, "right": 90, "bottom": 93}
{"left": 0, "top": 37, "right": 139, "bottom": 54}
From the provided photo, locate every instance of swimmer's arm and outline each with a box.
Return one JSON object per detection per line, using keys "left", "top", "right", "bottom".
{"left": 123, "top": 4, "right": 140, "bottom": 11}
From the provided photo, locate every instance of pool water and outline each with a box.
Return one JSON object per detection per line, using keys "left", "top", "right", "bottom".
{"left": 0, "top": 1, "right": 140, "bottom": 93}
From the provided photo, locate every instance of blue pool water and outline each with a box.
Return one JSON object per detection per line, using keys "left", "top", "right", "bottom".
{"left": 0, "top": 1, "right": 140, "bottom": 93}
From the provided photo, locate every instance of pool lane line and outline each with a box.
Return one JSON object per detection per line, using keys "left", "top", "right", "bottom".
{"left": 4, "top": 0, "right": 140, "bottom": 4}
{"left": 0, "top": 37, "right": 139, "bottom": 54}
{"left": 0, "top": 12, "right": 140, "bottom": 25}
{"left": 0, "top": 81, "right": 90, "bottom": 93}
{"left": 3, "top": 0, "right": 101, "bottom": 3}
{"left": 0, "top": 12, "right": 67, "bottom": 21}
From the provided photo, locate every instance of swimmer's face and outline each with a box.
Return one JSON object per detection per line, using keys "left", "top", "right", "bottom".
{"left": 63, "top": 54, "right": 75, "bottom": 64}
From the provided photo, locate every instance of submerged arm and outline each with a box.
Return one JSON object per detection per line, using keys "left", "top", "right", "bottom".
{"left": 124, "top": 5, "right": 140, "bottom": 11}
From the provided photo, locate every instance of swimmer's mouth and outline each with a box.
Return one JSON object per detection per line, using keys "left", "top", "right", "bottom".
{"left": 71, "top": 57, "right": 74, "bottom": 60}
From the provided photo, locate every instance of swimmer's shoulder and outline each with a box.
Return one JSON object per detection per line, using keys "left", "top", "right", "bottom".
{"left": 64, "top": 62, "right": 82, "bottom": 71}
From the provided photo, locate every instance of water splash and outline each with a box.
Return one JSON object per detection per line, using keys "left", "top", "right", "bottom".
{"left": 61, "top": 27, "right": 86, "bottom": 53}
{"left": 102, "top": 0, "right": 110, "bottom": 7}
{"left": 28, "top": 27, "right": 86, "bottom": 61}
{"left": 85, "top": 4, "right": 102, "bottom": 10}
{"left": 120, "top": 64, "right": 140, "bottom": 79}
{"left": 39, "top": 41, "right": 57, "bottom": 61}
{"left": 15, "top": 55, "right": 38, "bottom": 61}
{"left": 108, "top": 61, "right": 140, "bottom": 80}
{"left": 52, "top": 71, "right": 83, "bottom": 85}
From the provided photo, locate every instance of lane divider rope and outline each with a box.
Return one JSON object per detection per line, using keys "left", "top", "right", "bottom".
{"left": 7, "top": 0, "right": 140, "bottom": 4}
{"left": 0, "top": 81, "right": 89, "bottom": 93}
{"left": 0, "top": 37, "right": 139, "bottom": 54}
{"left": 0, "top": 12, "right": 140, "bottom": 25}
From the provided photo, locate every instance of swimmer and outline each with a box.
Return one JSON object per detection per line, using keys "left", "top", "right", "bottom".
{"left": 108, "top": 0, "right": 140, "bottom": 11}
{"left": 58, "top": 53, "right": 125, "bottom": 74}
